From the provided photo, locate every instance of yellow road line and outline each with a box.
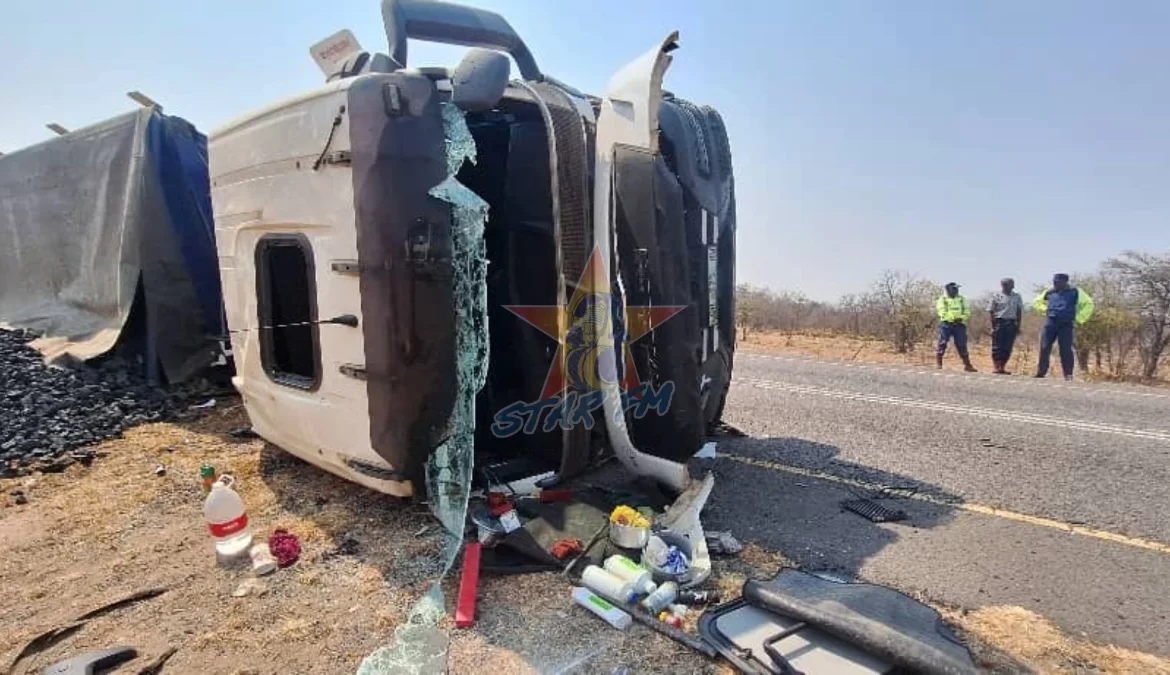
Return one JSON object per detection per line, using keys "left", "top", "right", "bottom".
{"left": 723, "top": 452, "right": 1170, "bottom": 556}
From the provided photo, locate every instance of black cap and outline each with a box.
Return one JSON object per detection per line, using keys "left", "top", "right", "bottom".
{"left": 945, "top": 282, "right": 960, "bottom": 288}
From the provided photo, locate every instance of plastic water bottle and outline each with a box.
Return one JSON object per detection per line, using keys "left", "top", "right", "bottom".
{"left": 204, "top": 475, "right": 252, "bottom": 556}
{"left": 603, "top": 555, "right": 657, "bottom": 595}
{"left": 581, "top": 565, "right": 639, "bottom": 604}
{"left": 572, "top": 587, "right": 632, "bottom": 630}
{"left": 642, "top": 581, "right": 679, "bottom": 613}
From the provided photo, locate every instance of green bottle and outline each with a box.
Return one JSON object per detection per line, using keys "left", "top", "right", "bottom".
{"left": 200, "top": 464, "right": 217, "bottom": 494}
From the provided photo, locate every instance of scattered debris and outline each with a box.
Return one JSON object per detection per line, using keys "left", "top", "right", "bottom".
{"left": 583, "top": 565, "right": 639, "bottom": 603}
{"left": 550, "top": 538, "right": 584, "bottom": 561}
{"left": 645, "top": 533, "right": 691, "bottom": 576}
{"left": 11, "top": 489, "right": 28, "bottom": 505}
{"left": 572, "top": 586, "right": 632, "bottom": 630}
{"left": 200, "top": 464, "right": 217, "bottom": 494}
{"left": 232, "top": 577, "right": 268, "bottom": 598}
{"left": 609, "top": 505, "right": 650, "bottom": 528}
{"left": 43, "top": 646, "right": 139, "bottom": 675}
{"left": 250, "top": 543, "right": 277, "bottom": 576}
{"left": 694, "top": 442, "right": 718, "bottom": 459}
{"left": 705, "top": 530, "right": 744, "bottom": 556}
{"left": 153, "top": 463, "right": 167, "bottom": 476}
{"left": 842, "top": 498, "right": 908, "bottom": 523}
{"left": 603, "top": 554, "right": 657, "bottom": 595}
{"left": 562, "top": 522, "right": 609, "bottom": 578}
{"left": 455, "top": 542, "right": 482, "bottom": 628}
{"left": 268, "top": 529, "right": 301, "bottom": 567}
{"left": 677, "top": 589, "right": 722, "bottom": 606}
{"left": 529, "top": 488, "right": 573, "bottom": 503}
{"left": 642, "top": 581, "right": 680, "bottom": 613}
{"left": 5, "top": 587, "right": 167, "bottom": 674}
{"left": 227, "top": 426, "right": 258, "bottom": 439}
{"left": 330, "top": 532, "right": 362, "bottom": 558}
{"left": 498, "top": 507, "right": 522, "bottom": 533}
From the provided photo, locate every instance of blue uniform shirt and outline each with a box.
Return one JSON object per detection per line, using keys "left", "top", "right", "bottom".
{"left": 1044, "top": 288, "right": 1079, "bottom": 323}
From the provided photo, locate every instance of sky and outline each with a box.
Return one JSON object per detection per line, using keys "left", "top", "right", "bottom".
{"left": 2, "top": 0, "right": 1168, "bottom": 301}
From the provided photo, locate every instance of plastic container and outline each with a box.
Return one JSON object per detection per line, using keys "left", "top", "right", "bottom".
{"left": 581, "top": 565, "right": 639, "bottom": 604}
{"left": 609, "top": 522, "right": 650, "bottom": 549}
{"left": 641, "top": 581, "right": 679, "bottom": 613}
{"left": 572, "top": 587, "right": 632, "bottom": 630}
{"left": 603, "top": 555, "right": 657, "bottom": 595}
{"left": 643, "top": 530, "right": 694, "bottom": 586}
{"left": 204, "top": 475, "right": 252, "bottom": 557}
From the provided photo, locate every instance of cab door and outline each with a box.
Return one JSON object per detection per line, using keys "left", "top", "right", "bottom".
{"left": 346, "top": 73, "right": 458, "bottom": 487}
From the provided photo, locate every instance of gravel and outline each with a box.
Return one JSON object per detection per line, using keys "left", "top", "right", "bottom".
{"left": 0, "top": 328, "right": 218, "bottom": 478}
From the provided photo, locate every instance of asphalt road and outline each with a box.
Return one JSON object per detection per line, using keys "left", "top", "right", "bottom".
{"left": 709, "top": 351, "right": 1170, "bottom": 656}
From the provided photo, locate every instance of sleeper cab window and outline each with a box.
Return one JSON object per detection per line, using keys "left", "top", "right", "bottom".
{"left": 255, "top": 234, "right": 320, "bottom": 390}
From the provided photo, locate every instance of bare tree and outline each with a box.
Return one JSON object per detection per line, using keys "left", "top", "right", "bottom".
{"left": 838, "top": 293, "right": 865, "bottom": 335}
{"left": 1106, "top": 251, "right": 1170, "bottom": 379}
{"left": 868, "top": 270, "right": 939, "bottom": 353}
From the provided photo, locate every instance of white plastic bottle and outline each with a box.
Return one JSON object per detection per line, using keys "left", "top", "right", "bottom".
{"left": 581, "top": 565, "right": 639, "bottom": 604}
{"left": 572, "top": 587, "right": 632, "bottom": 630}
{"left": 603, "top": 554, "right": 657, "bottom": 595}
{"left": 642, "top": 581, "right": 679, "bottom": 613}
{"left": 204, "top": 475, "right": 252, "bottom": 556}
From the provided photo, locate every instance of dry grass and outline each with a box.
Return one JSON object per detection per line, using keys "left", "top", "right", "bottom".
{"left": 946, "top": 605, "right": 1170, "bottom": 674}
{"left": 743, "top": 330, "right": 1170, "bottom": 384}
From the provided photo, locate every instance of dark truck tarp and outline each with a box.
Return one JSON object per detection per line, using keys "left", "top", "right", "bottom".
{"left": 0, "top": 107, "right": 223, "bottom": 382}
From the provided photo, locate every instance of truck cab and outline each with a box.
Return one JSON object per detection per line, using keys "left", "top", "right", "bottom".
{"left": 209, "top": 0, "right": 736, "bottom": 498}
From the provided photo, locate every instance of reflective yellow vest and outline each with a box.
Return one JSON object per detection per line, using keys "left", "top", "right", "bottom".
{"left": 936, "top": 295, "right": 971, "bottom": 323}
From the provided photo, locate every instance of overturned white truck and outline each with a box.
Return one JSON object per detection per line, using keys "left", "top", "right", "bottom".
{"left": 209, "top": 0, "right": 736, "bottom": 513}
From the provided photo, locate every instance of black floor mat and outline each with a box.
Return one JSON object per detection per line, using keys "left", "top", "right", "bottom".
{"left": 740, "top": 570, "right": 976, "bottom": 674}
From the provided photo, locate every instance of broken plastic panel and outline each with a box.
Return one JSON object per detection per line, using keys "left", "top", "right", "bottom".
{"left": 357, "top": 101, "right": 489, "bottom": 675}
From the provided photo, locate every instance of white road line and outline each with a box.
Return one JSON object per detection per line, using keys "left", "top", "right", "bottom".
{"left": 736, "top": 376, "right": 1170, "bottom": 443}
{"left": 722, "top": 452, "right": 1170, "bottom": 556}
{"left": 739, "top": 351, "right": 1170, "bottom": 401}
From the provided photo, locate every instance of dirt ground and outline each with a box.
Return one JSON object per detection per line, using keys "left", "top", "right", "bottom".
{"left": 0, "top": 404, "right": 772, "bottom": 675}
{"left": 742, "top": 331, "right": 1170, "bottom": 384}
{"left": 4, "top": 401, "right": 1169, "bottom": 673}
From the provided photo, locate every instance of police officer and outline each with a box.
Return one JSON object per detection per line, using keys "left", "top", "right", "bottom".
{"left": 936, "top": 282, "right": 977, "bottom": 372}
{"left": 1032, "top": 273, "right": 1095, "bottom": 380}
{"left": 987, "top": 277, "right": 1023, "bottom": 374}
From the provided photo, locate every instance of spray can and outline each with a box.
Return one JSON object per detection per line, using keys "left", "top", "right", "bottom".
{"left": 581, "top": 565, "right": 639, "bottom": 604}
{"left": 572, "top": 587, "right": 632, "bottom": 630}
{"left": 602, "top": 555, "right": 657, "bottom": 595}
{"left": 641, "top": 581, "right": 679, "bottom": 613}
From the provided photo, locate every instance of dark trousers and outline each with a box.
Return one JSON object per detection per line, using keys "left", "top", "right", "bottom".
{"left": 937, "top": 322, "right": 969, "bottom": 358}
{"left": 1038, "top": 319, "right": 1075, "bottom": 376}
{"left": 991, "top": 319, "right": 1019, "bottom": 363}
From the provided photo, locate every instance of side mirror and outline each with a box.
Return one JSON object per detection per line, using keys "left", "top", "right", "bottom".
{"left": 450, "top": 49, "right": 510, "bottom": 112}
